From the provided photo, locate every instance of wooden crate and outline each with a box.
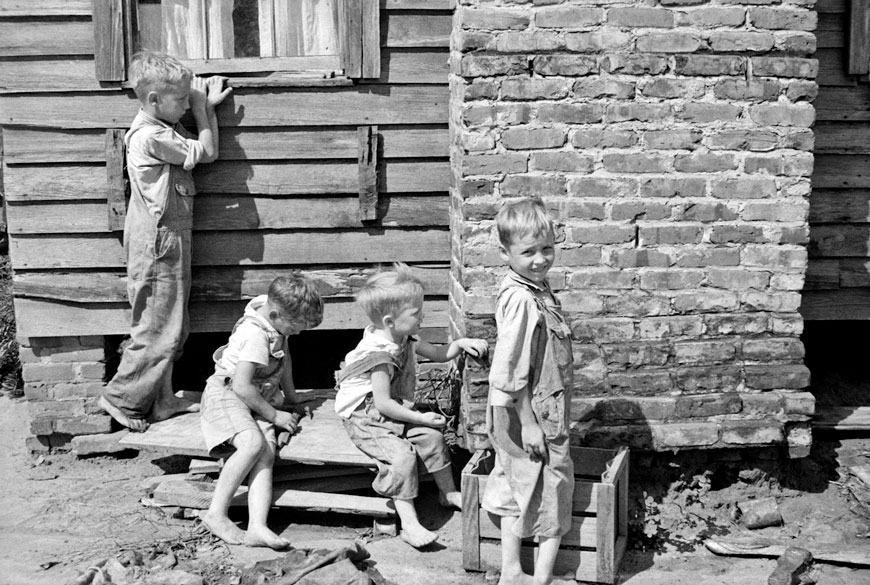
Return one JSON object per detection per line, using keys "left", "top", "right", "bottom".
{"left": 461, "top": 446, "right": 629, "bottom": 585}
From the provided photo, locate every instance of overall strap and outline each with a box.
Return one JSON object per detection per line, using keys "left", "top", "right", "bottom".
{"left": 334, "top": 351, "right": 400, "bottom": 386}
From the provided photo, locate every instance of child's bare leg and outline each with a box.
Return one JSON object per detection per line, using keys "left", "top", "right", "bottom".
{"left": 393, "top": 498, "right": 437, "bottom": 548}
{"left": 151, "top": 364, "right": 200, "bottom": 422}
{"left": 532, "top": 536, "right": 562, "bottom": 585}
{"left": 244, "top": 441, "right": 290, "bottom": 550}
{"left": 499, "top": 515, "right": 532, "bottom": 585}
{"left": 431, "top": 466, "right": 461, "bottom": 509}
{"left": 201, "top": 429, "right": 261, "bottom": 545}
{"left": 98, "top": 395, "right": 149, "bottom": 432}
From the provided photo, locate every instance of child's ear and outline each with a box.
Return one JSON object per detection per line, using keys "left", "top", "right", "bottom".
{"left": 498, "top": 245, "right": 510, "bottom": 262}
{"left": 146, "top": 91, "right": 161, "bottom": 107}
{"left": 382, "top": 314, "right": 395, "bottom": 329}
{"left": 269, "top": 310, "right": 280, "bottom": 322}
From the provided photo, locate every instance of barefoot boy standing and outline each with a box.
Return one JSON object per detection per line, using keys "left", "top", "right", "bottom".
{"left": 199, "top": 275, "right": 323, "bottom": 548}
{"left": 483, "top": 197, "right": 575, "bottom": 585}
{"left": 99, "top": 51, "right": 232, "bottom": 431}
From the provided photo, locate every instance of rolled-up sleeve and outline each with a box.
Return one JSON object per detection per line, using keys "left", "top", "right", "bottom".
{"left": 488, "top": 288, "right": 539, "bottom": 407}
{"left": 144, "top": 127, "right": 205, "bottom": 171}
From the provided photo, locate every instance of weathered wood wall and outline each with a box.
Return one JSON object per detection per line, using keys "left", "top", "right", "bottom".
{"left": 804, "top": 0, "right": 870, "bottom": 318}
{"left": 0, "top": 0, "right": 453, "bottom": 340}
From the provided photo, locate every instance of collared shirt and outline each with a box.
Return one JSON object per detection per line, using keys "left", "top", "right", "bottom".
{"left": 488, "top": 270, "right": 557, "bottom": 408}
{"left": 125, "top": 109, "right": 205, "bottom": 220}
{"left": 335, "top": 326, "right": 416, "bottom": 418}
{"left": 216, "top": 295, "right": 285, "bottom": 375}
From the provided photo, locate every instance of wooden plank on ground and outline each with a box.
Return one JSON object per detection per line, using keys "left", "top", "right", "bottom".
{"left": 153, "top": 478, "right": 393, "bottom": 516}
{"left": 119, "top": 391, "right": 379, "bottom": 466}
{"left": 799, "top": 289, "right": 870, "bottom": 319}
{"left": 9, "top": 229, "right": 449, "bottom": 269}
{"left": 2, "top": 160, "right": 449, "bottom": 201}
{"left": 383, "top": 13, "right": 451, "bottom": 47}
{"left": 0, "top": 0, "right": 91, "bottom": 15}
{"left": 13, "top": 297, "right": 449, "bottom": 337}
{"left": 2, "top": 126, "right": 448, "bottom": 163}
{"left": 0, "top": 21, "right": 93, "bottom": 57}
{"left": 6, "top": 195, "right": 448, "bottom": 233}
{"left": 0, "top": 85, "right": 448, "bottom": 128}
{"left": 13, "top": 264, "right": 450, "bottom": 303}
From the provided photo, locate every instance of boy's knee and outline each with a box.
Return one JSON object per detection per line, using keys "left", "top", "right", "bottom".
{"left": 233, "top": 429, "right": 265, "bottom": 457}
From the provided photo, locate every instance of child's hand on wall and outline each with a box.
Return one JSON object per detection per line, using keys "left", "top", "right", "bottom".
{"left": 189, "top": 77, "right": 207, "bottom": 110}
{"left": 205, "top": 75, "right": 232, "bottom": 108}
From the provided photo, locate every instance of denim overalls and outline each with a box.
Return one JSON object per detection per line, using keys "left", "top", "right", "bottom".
{"left": 102, "top": 114, "right": 196, "bottom": 420}
{"left": 483, "top": 280, "right": 575, "bottom": 539}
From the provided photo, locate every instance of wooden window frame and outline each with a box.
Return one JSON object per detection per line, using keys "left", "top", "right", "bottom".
{"left": 92, "top": 0, "right": 380, "bottom": 84}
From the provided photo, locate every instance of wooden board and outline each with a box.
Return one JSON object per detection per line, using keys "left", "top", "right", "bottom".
{"left": 816, "top": 87, "right": 870, "bottom": 121}
{"left": 814, "top": 406, "right": 870, "bottom": 430}
{"left": 800, "top": 289, "right": 870, "bottom": 319}
{"left": 120, "top": 390, "right": 379, "bottom": 466}
{"left": 812, "top": 154, "right": 870, "bottom": 188}
{"left": 6, "top": 195, "right": 448, "bottom": 233}
{"left": 153, "top": 478, "right": 394, "bottom": 516}
{"left": 13, "top": 265, "right": 450, "bottom": 303}
{"left": 383, "top": 13, "right": 451, "bottom": 47}
{"left": 0, "top": 0, "right": 91, "bottom": 16}
{"left": 9, "top": 229, "right": 449, "bottom": 269}
{"left": 2, "top": 126, "right": 448, "bottom": 163}
{"left": 808, "top": 189, "right": 870, "bottom": 222}
{"left": 0, "top": 85, "right": 448, "bottom": 128}
{"left": 809, "top": 224, "right": 870, "bottom": 257}
{"left": 13, "top": 297, "right": 449, "bottom": 337}
{"left": 804, "top": 258, "right": 840, "bottom": 290}
{"left": 817, "top": 48, "right": 858, "bottom": 87}
{"left": 814, "top": 122, "right": 870, "bottom": 155}
{"left": 0, "top": 21, "right": 93, "bottom": 57}
{"left": 2, "top": 160, "right": 449, "bottom": 201}
{"left": 0, "top": 59, "right": 104, "bottom": 94}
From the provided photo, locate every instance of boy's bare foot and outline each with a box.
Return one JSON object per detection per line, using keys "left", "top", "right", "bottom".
{"left": 152, "top": 395, "right": 200, "bottom": 422}
{"left": 438, "top": 491, "right": 462, "bottom": 510}
{"left": 497, "top": 569, "right": 534, "bottom": 585}
{"left": 244, "top": 525, "right": 291, "bottom": 550}
{"left": 399, "top": 524, "right": 437, "bottom": 548}
{"left": 98, "top": 396, "right": 149, "bottom": 432}
{"left": 200, "top": 512, "right": 245, "bottom": 545}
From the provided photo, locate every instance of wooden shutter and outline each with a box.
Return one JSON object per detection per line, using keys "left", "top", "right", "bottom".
{"left": 92, "top": 0, "right": 128, "bottom": 81}
{"left": 850, "top": 0, "right": 870, "bottom": 74}
{"left": 339, "top": 0, "right": 380, "bottom": 78}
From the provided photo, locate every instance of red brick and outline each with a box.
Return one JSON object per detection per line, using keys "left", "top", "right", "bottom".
{"left": 708, "top": 225, "right": 767, "bottom": 244}
{"left": 537, "top": 6, "right": 604, "bottom": 27}
{"left": 568, "top": 268, "right": 636, "bottom": 289}
{"left": 644, "top": 129, "right": 703, "bottom": 150}
{"left": 704, "top": 313, "right": 770, "bottom": 335}
{"left": 461, "top": 55, "right": 529, "bottom": 77}
{"left": 749, "top": 104, "right": 815, "bottom": 127}
{"left": 720, "top": 421, "right": 784, "bottom": 445}
{"left": 711, "top": 177, "right": 777, "bottom": 199}
{"left": 612, "top": 249, "right": 673, "bottom": 268}
{"left": 604, "top": 293, "right": 671, "bottom": 317}
{"left": 675, "top": 54, "right": 745, "bottom": 76}
{"left": 569, "top": 176, "right": 638, "bottom": 198}
{"left": 710, "top": 31, "right": 775, "bottom": 52}
{"left": 678, "top": 201, "right": 738, "bottom": 223}
{"left": 640, "top": 78, "right": 705, "bottom": 99}
{"left": 741, "top": 291, "right": 802, "bottom": 312}
{"left": 570, "top": 223, "right": 637, "bottom": 244}
{"left": 675, "top": 366, "right": 742, "bottom": 392}
{"left": 674, "top": 152, "right": 737, "bottom": 173}
{"left": 462, "top": 153, "right": 528, "bottom": 175}
{"left": 610, "top": 200, "right": 672, "bottom": 221}
{"left": 608, "top": 371, "right": 674, "bottom": 396}
{"left": 742, "top": 337, "right": 805, "bottom": 361}
{"left": 602, "top": 152, "right": 673, "bottom": 173}
{"left": 531, "top": 152, "right": 594, "bottom": 173}
{"left": 606, "top": 103, "right": 672, "bottom": 123}
{"left": 679, "top": 103, "right": 742, "bottom": 123}
{"left": 640, "top": 267, "right": 707, "bottom": 289}
{"left": 675, "top": 393, "right": 743, "bottom": 417}
{"left": 638, "top": 224, "right": 703, "bottom": 245}
{"left": 571, "top": 129, "right": 638, "bottom": 149}
{"left": 565, "top": 30, "right": 632, "bottom": 53}
{"left": 786, "top": 80, "right": 818, "bottom": 102}
{"left": 713, "top": 79, "right": 780, "bottom": 101}
{"left": 777, "top": 32, "right": 816, "bottom": 55}
{"left": 707, "top": 130, "right": 778, "bottom": 151}
{"left": 501, "top": 174, "right": 566, "bottom": 196}
{"left": 533, "top": 54, "right": 596, "bottom": 76}
{"left": 503, "top": 127, "right": 565, "bottom": 150}
{"left": 651, "top": 423, "right": 719, "bottom": 448}
{"left": 602, "top": 55, "right": 669, "bottom": 75}
{"left": 637, "top": 32, "right": 701, "bottom": 52}
{"left": 744, "top": 364, "right": 810, "bottom": 389}
{"left": 502, "top": 77, "right": 569, "bottom": 100}
{"left": 602, "top": 341, "right": 671, "bottom": 368}
{"left": 708, "top": 267, "right": 771, "bottom": 289}
{"left": 674, "top": 339, "right": 739, "bottom": 365}
{"left": 749, "top": 8, "right": 817, "bottom": 31}
{"left": 537, "top": 103, "right": 603, "bottom": 124}
{"left": 677, "top": 7, "right": 746, "bottom": 27}
{"left": 572, "top": 78, "right": 636, "bottom": 99}
{"left": 641, "top": 177, "right": 706, "bottom": 198}
{"left": 496, "top": 31, "right": 563, "bottom": 53}
{"left": 673, "top": 290, "right": 739, "bottom": 313}
{"left": 752, "top": 56, "right": 818, "bottom": 78}
{"left": 676, "top": 246, "right": 741, "bottom": 266}
{"left": 638, "top": 316, "right": 705, "bottom": 339}
{"left": 570, "top": 317, "right": 635, "bottom": 343}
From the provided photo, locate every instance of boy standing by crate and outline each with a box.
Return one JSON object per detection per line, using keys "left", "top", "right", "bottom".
{"left": 99, "top": 51, "right": 231, "bottom": 432}
{"left": 483, "top": 197, "right": 575, "bottom": 585}
{"left": 200, "top": 275, "right": 323, "bottom": 548}
{"left": 335, "top": 263, "right": 488, "bottom": 548}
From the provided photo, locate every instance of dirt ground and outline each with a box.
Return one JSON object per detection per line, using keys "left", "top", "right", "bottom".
{"left": 2, "top": 392, "right": 870, "bottom": 585}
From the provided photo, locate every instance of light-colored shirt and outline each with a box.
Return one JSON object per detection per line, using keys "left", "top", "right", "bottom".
{"left": 216, "top": 295, "right": 285, "bottom": 376}
{"left": 488, "top": 270, "right": 555, "bottom": 408}
{"left": 335, "top": 326, "right": 416, "bottom": 418}
{"left": 125, "top": 109, "right": 205, "bottom": 220}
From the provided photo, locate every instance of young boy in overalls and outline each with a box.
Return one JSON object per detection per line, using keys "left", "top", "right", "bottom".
{"left": 334, "top": 263, "right": 488, "bottom": 548}
{"left": 199, "top": 275, "right": 323, "bottom": 549}
{"left": 483, "top": 197, "right": 575, "bottom": 585}
{"left": 99, "top": 51, "right": 232, "bottom": 431}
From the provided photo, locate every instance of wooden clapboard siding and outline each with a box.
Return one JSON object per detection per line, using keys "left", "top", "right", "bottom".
{"left": 3, "top": 126, "right": 448, "bottom": 163}
{"left": 6, "top": 195, "right": 449, "bottom": 233}
{"left": 13, "top": 297, "right": 450, "bottom": 338}
{"left": 1, "top": 6, "right": 453, "bottom": 337}
{"left": 0, "top": 0, "right": 91, "bottom": 16}
{"left": 804, "top": 0, "right": 870, "bottom": 320}
{"left": 14, "top": 265, "right": 450, "bottom": 303}
{"left": 3, "top": 159, "right": 449, "bottom": 201}
{"left": 9, "top": 230, "right": 449, "bottom": 269}
{"left": 0, "top": 86, "right": 448, "bottom": 128}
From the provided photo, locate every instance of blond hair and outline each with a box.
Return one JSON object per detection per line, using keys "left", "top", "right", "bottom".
{"left": 129, "top": 51, "right": 192, "bottom": 102}
{"left": 356, "top": 263, "right": 424, "bottom": 325}
{"left": 268, "top": 275, "right": 324, "bottom": 329}
{"left": 496, "top": 196, "right": 555, "bottom": 248}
